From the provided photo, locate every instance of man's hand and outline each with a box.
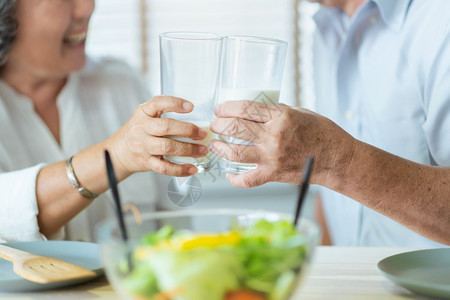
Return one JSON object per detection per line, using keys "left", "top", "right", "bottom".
{"left": 210, "top": 100, "right": 355, "bottom": 188}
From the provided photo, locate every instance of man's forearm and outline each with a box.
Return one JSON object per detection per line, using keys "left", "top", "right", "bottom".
{"left": 329, "top": 140, "right": 450, "bottom": 245}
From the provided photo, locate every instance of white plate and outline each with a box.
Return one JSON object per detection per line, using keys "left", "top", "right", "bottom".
{"left": 0, "top": 241, "right": 103, "bottom": 292}
{"left": 378, "top": 248, "right": 450, "bottom": 299}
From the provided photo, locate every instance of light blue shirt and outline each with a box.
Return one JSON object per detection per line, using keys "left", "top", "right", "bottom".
{"left": 313, "top": 0, "right": 449, "bottom": 247}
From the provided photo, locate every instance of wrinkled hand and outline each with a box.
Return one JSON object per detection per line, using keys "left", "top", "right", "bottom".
{"left": 210, "top": 101, "right": 355, "bottom": 188}
{"left": 107, "top": 96, "right": 208, "bottom": 178}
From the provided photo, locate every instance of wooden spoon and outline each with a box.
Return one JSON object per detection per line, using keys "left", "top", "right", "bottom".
{"left": 0, "top": 243, "right": 96, "bottom": 284}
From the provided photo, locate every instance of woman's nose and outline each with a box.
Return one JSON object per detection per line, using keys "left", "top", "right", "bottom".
{"left": 73, "top": 0, "right": 95, "bottom": 20}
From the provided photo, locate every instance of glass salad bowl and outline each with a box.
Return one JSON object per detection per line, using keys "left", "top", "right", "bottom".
{"left": 96, "top": 209, "right": 320, "bottom": 300}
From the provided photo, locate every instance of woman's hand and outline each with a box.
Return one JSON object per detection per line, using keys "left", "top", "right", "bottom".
{"left": 106, "top": 96, "right": 208, "bottom": 178}
{"left": 209, "top": 100, "right": 355, "bottom": 188}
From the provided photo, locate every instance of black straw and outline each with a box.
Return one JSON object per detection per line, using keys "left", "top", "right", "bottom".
{"left": 293, "top": 156, "right": 314, "bottom": 226}
{"left": 105, "top": 150, "right": 133, "bottom": 272}
{"left": 104, "top": 150, "right": 129, "bottom": 242}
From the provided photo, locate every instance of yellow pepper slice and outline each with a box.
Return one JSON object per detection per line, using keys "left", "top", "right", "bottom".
{"left": 181, "top": 232, "right": 241, "bottom": 250}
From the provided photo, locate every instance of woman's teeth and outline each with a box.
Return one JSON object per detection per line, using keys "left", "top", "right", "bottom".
{"left": 64, "top": 32, "right": 87, "bottom": 45}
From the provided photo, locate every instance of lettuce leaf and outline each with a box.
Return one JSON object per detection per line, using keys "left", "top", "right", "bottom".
{"left": 145, "top": 248, "right": 242, "bottom": 300}
{"left": 141, "top": 224, "right": 174, "bottom": 245}
{"left": 233, "top": 219, "right": 306, "bottom": 298}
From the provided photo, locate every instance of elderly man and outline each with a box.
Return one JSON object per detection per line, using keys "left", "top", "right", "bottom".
{"left": 209, "top": 0, "right": 450, "bottom": 246}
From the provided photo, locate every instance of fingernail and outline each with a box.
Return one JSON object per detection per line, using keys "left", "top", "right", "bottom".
{"left": 183, "top": 102, "right": 193, "bottom": 111}
{"left": 198, "top": 128, "right": 207, "bottom": 139}
{"left": 214, "top": 104, "right": 220, "bottom": 115}
{"left": 199, "top": 146, "right": 208, "bottom": 155}
{"left": 188, "top": 166, "right": 197, "bottom": 174}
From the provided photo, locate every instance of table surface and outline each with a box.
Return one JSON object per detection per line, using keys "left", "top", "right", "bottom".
{"left": 0, "top": 246, "right": 435, "bottom": 300}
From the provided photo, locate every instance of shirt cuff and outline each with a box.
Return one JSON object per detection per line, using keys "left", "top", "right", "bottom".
{"left": 0, "top": 163, "right": 49, "bottom": 242}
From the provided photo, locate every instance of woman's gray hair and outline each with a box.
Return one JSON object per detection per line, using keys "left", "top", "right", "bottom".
{"left": 0, "top": 0, "right": 17, "bottom": 66}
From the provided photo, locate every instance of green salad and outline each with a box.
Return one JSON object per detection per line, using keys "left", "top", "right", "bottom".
{"left": 120, "top": 219, "right": 308, "bottom": 300}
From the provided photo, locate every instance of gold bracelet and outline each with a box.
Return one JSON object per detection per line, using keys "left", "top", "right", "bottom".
{"left": 65, "top": 156, "right": 99, "bottom": 199}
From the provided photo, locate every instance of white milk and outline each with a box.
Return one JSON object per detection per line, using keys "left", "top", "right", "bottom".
{"left": 218, "top": 89, "right": 280, "bottom": 105}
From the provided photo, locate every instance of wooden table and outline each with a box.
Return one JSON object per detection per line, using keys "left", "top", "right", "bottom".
{"left": 0, "top": 247, "right": 432, "bottom": 300}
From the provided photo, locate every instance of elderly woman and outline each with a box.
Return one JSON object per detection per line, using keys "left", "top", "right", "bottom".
{"left": 0, "top": 0, "right": 207, "bottom": 242}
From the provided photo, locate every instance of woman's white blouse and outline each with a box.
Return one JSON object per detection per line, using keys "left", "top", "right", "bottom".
{"left": 0, "top": 58, "right": 161, "bottom": 242}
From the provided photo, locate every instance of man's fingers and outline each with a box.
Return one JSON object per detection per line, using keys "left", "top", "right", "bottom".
{"left": 214, "top": 100, "right": 284, "bottom": 123}
{"left": 210, "top": 118, "right": 264, "bottom": 142}
{"left": 225, "top": 168, "right": 269, "bottom": 188}
{"left": 209, "top": 140, "right": 260, "bottom": 164}
{"left": 140, "top": 96, "right": 193, "bottom": 117}
{"left": 149, "top": 156, "right": 197, "bottom": 177}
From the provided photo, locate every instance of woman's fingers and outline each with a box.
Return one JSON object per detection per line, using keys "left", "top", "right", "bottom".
{"left": 147, "top": 118, "right": 207, "bottom": 140}
{"left": 140, "top": 96, "right": 193, "bottom": 117}
{"left": 116, "top": 95, "right": 212, "bottom": 177}
{"left": 149, "top": 137, "right": 208, "bottom": 157}
{"left": 148, "top": 156, "right": 197, "bottom": 177}
{"left": 138, "top": 96, "right": 207, "bottom": 139}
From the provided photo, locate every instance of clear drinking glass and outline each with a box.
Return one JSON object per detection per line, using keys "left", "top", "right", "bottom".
{"left": 217, "top": 35, "right": 288, "bottom": 174}
{"left": 160, "top": 32, "right": 224, "bottom": 173}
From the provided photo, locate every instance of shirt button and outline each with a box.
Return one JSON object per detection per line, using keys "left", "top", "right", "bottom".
{"left": 345, "top": 110, "right": 354, "bottom": 120}
{"left": 371, "top": 17, "right": 377, "bottom": 24}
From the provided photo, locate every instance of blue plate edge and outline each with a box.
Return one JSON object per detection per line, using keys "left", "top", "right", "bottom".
{"left": 377, "top": 248, "right": 450, "bottom": 297}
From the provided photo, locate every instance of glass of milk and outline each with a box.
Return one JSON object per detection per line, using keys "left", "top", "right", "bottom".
{"left": 160, "top": 32, "right": 224, "bottom": 173}
{"left": 216, "top": 35, "right": 287, "bottom": 174}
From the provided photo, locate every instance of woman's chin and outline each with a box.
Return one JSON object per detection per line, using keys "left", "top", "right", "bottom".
{"left": 61, "top": 45, "right": 88, "bottom": 71}
{"left": 66, "top": 55, "right": 88, "bottom": 72}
